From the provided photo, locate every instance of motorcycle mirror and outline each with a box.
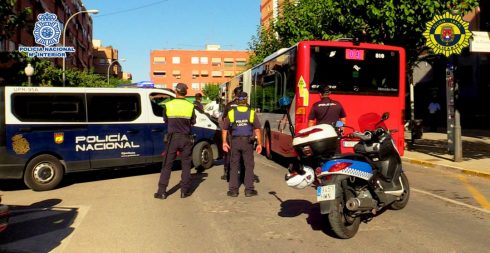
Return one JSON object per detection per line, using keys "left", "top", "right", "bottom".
{"left": 382, "top": 112, "right": 390, "bottom": 121}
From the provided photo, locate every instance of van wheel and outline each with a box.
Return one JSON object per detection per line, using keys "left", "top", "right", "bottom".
{"left": 192, "top": 141, "right": 214, "bottom": 171}
{"left": 24, "top": 155, "right": 64, "bottom": 191}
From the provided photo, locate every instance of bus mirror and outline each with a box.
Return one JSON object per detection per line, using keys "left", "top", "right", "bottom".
{"left": 278, "top": 96, "right": 292, "bottom": 107}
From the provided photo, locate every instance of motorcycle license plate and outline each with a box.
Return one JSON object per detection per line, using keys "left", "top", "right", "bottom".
{"left": 317, "top": 185, "right": 336, "bottom": 201}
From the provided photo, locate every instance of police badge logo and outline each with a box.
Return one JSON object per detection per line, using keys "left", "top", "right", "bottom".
{"left": 33, "top": 12, "right": 63, "bottom": 47}
{"left": 12, "top": 134, "right": 30, "bottom": 155}
{"left": 423, "top": 12, "right": 472, "bottom": 57}
{"left": 54, "top": 132, "right": 64, "bottom": 144}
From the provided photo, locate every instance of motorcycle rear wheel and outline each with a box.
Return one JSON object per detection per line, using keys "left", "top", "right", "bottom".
{"left": 328, "top": 189, "right": 360, "bottom": 239}
{"left": 390, "top": 172, "right": 410, "bottom": 210}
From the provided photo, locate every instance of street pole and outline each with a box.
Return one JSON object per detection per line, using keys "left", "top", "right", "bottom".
{"left": 62, "top": 9, "right": 99, "bottom": 87}
{"left": 445, "top": 61, "right": 462, "bottom": 162}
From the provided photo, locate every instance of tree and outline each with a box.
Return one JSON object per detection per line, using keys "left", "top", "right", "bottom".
{"left": 202, "top": 83, "right": 221, "bottom": 101}
{"left": 249, "top": 0, "right": 479, "bottom": 71}
{"left": 0, "top": 0, "right": 31, "bottom": 42}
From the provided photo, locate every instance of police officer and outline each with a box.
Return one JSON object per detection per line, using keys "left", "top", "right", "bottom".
{"left": 194, "top": 93, "right": 204, "bottom": 111}
{"left": 222, "top": 92, "right": 262, "bottom": 197}
{"left": 155, "top": 83, "right": 196, "bottom": 199}
{"left": 308, "top": 86, "right": 346, "bottom": 127}
{"left": 220, "top": 86, "right": 242, "bottom": 180}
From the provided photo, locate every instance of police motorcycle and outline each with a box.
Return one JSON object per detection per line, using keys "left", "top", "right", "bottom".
{"left": 280, "top": 98, "right": 409, "bottom": 239}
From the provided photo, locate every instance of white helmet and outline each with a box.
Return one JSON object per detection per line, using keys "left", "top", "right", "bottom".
{"left": 285, "top": 166, "right": 315, "bottom": 189}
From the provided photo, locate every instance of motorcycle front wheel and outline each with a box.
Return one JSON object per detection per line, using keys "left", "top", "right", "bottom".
{"left": 328, "top": 188, "right": 360, "bottom": 239}
{"left": 390, "top": 172, "right": 410, "bottom": 210}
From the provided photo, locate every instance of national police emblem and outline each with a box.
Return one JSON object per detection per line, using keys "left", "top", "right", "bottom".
{"left": 12, "top": 134, "right": 30, "bottom": 155}
{"left": 54, "top": 132, "right": 64, "bottom": 144}
{"left": 33, "top": 12, "right": 63, "bottom": 47}
{"left": 423, "top": 12, "right": 472, "bottom": 57}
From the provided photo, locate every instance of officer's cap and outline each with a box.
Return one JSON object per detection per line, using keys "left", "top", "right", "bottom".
{"left": 175, "top": 83, "right": 188, "bottom": 93}
{"left": 237, "top": 91, "right": 248, "bottom": 100}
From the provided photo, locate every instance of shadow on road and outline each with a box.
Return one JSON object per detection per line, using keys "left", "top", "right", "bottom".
{"left": 269, "top": 191, "right": 338, "bottom": 238}
{"left": 0, "top": 199, "right": 78, "bottom": 253}
{"left": 406, "top": 137, "right": 490, "bottom": 161}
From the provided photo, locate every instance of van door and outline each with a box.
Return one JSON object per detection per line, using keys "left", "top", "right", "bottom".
{"left": 85, "top": 93, "right": 149, "bottom": 169}
{"left": 148, "top": 92, "right": 172, "bottom": 163}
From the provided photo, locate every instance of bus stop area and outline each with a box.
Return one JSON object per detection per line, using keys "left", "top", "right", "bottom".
{"left": 403, "top": 130, "right": 490, "bottom": 179}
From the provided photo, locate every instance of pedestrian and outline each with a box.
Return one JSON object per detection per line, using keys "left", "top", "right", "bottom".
{"left": 308, "top": 86, "right": 346, "bottom": 127}
{"left": 155, "top": 83, "right": 196, "bottom": 199}
{"left": 428, "top": 96, "right": 441, "bottom": 132}
{"left": 222, "top": 91, "right": 262, "bottom": 197}
{"left": 220, "top": 86, "right": 242, "bottom": 181}
{"left": 194, "top": 93, "right": 204, "bottom": 111}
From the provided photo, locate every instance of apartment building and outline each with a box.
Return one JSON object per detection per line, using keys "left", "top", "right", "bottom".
{"left": 260, "top": 0, "right": 287, "bottom": 30}
{"left": 92, "top": 40, "right": 126, "bottom": 80}
{"left": 150, "top": 45, "right": 250, "bottom": 96}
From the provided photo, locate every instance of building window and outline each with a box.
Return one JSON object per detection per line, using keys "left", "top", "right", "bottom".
{"left": 224, "top": 71, "right": 234, "bottom": 77}
{"left": 212, "top": 71, "right": 222, "bottom": 77}
{"left": 191, "top": 83, "right": 200, "bottom": 90}
{"left": 154, "top": 57, "right": 166, "bottom": 64}
{"left": 172, "top": 70, "right": 181, "bottom": 79}
{"left": 236, "top": 58, "right": 247, "bottom": 66}
{"left": 191, "top": 57, "right": 199, "bottom": 64}
{"left": 172, "top": 57, "right": 180, "bottom": 64}
{"left": 98, "top": 59, "right": 107, "bottom": 65}
{"left": 201, "top": 83, "right": 207, "bottom": 89}
{"left": 211, "top": 58, "right": 221, "bottom": 66}
{"left": 200, "top": 57, "right": 208, "bottom": 64}
{"left": 192, "top": 70, "right": 199, "bottom": 79}
{"left": 224, "top": 58, "right": 234, "bottom": 67}
{"left": 153, "top": 71, "right": 166, "bottom": 77}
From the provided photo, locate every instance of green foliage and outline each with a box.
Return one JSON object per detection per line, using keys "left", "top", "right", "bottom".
{"left": 249, "top": 0, "right": 479, "bottom": 71}
{"left": 0, "top": 0, "right": 31, "bottom": 41}
{"left": 202, "top": 83, "right": 220, "bottom": 101}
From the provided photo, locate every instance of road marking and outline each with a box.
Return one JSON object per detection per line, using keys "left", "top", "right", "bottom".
{"left": 411, "top": 188, "right": 490, "bottom": 214}
{"left": 457, "top": 175, "right": 490, "bottom": 210}
{"left": 258, "top": 158, "right": 490, "bottom": 214}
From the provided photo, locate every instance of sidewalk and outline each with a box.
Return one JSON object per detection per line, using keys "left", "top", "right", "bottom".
{"left": 402, "top": 130, "right": 490, "bottom": 179}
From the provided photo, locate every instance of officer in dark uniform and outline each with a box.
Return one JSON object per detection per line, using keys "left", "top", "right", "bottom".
{"left": 194, "top": 93, "right": 204, "bottom": 111}
{"left": 308, "top": 86, "right": 346, "bottom": 127}
{"left": 155, "top": 83, "right": 196, "bottom": 199}
{"left": 220, "top": 86, "right": 242, "bottom": 180}
{"left": 222, "top": 92, "right": 262, "bottom": 197}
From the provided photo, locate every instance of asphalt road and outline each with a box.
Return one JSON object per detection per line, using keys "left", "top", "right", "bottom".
{"left": 1, "top": 154, "right": 489, "bottom": 253}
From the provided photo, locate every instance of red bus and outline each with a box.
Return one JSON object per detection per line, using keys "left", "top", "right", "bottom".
{"left": 226, "top": 40, "right": 406, "bottom": 158}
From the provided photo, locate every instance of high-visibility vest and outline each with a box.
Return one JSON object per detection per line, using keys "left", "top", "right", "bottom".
{"left": 164, "top": 99, "right": 194, "bottom": 119}
{"left": 228, "top": 106, "right": 255, "bottom": 136}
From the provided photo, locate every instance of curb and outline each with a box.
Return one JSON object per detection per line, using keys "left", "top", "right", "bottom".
{"left": 402, "top": 157, "right": 490, "bottom": 180}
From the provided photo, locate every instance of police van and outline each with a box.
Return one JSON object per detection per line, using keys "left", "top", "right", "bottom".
{"left": 0, "top": 86, "right": 221, "bottom": 191}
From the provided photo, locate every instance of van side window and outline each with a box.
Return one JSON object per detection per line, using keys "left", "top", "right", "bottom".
{"left": 149, "top": 92, "right": 172, "bottom": 117}
{"left": 87, "top": 93, "right": 141, "bottom": 122}
{"left": 12, "top": 93, "right": 86, "bottom": 122}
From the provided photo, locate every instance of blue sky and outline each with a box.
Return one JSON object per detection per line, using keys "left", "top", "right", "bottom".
{"left": 83, "top": 0, "right": 261, "bottom": 82}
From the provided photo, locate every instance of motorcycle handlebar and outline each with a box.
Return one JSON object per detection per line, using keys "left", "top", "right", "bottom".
{"left": 346, "top": 131, "right": 372, "bottom": 141}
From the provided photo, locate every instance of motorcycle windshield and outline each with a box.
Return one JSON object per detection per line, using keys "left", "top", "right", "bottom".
{"left": 358, "top": 113, "right": 387, "bottom": 132}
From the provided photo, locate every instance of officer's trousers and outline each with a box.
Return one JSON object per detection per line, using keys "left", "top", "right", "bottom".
{"left": 229, "top": 137, "right": 255, "bottom": 192}
{"left": 158, "top": 133, "right": 193, "bottom": 193}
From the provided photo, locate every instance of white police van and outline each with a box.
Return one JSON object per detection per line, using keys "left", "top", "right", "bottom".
{"left": 0, "top": 86, "right": 221, "bottom": 191}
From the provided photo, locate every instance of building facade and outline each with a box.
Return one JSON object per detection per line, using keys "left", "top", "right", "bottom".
{"left": 150, "top": 45, "right": 250, "bottom": 96}
{"left": 260, "top": 0, "right": 286, "bottom": 30}
{"left": 92, "top": 40, "right": 126, "bottom": 80}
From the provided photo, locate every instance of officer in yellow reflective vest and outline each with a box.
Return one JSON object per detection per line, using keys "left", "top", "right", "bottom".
{"left": 155, "top": 83, "right": 196, "bottom": 199}
{"left": 222, "top": 92, "right": 262, "bottom": 197}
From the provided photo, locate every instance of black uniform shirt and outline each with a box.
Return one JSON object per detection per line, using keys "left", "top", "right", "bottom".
{"left": 308, "top": 97, "right": 346, "bottom": 126}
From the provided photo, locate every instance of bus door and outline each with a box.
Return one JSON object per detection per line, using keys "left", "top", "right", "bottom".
{"left": 85, "top": 93, "right": 149, "bottom": 169}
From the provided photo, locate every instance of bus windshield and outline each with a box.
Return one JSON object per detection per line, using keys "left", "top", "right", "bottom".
{"left": 309, "top": 46, "right": 400, "bottom": 96}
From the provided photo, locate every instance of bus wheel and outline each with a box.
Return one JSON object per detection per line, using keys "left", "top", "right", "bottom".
{"left": 24, "top": 155, "right": 64, "bottom": 191}
{"left": 192, "top": 141, "right": 214, "bottom": 171}
{"left": 263, "top": 128, "right": 273, "bottom": 160}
